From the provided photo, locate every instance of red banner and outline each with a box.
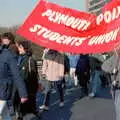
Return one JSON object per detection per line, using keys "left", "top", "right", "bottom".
{"left": 17, "top": 0, "right": 120, "bottom": 53}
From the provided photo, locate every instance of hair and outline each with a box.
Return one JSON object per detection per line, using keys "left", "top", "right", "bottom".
{"left": 17, "top": 40, "right": 32, "bottom": 56}
{"left": 1, "top": 32, "right": 15, "bottom": 44}
{"left": 9, "top": 44, "right": 19, "bottom": 55}
{"left": 48, "top": 49, "right": 58, "bottom": 54}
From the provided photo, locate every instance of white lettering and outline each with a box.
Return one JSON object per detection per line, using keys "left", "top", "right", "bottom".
{"left": 42, "top": 9, "right": 91, "bottom": 31}
{"left": 111, "top": 28, "right": 120, "bottom": 40}
{"left": 112, "top": 8, "right": 117, "bottom": 20}
{"left": 71, "top": 19, "right": 81, "bottom": 29}
{"left": 29, "top": 24, "right": 41, "bottom": 32}
{"left": 56, "top": 35, "right": 67, "bottom": 43}
{"left": 42, "top": 9, "right": 52, "bottom": 17}
{"left": 29, "top": 24, "right": 87, "bottom": 46}
{"left": 88, "top": 36, "right": 97, "bottom": 45}
{"left": 82, "top": 22, "right": 91, "bottom": 30}
{"left": 49, "top": 33, "right": 61, "bottom": 41}
{"left": 96, "top": 14, "right": 103, "bottom": 25}
{"left": 58, "top": 14, "right": 69, "bottom": 24}
{"left": 96, "top": 6, "right": 120, "bottom": 25}
{"left": 116, "top": 6, "right": 120, "bottom": 19}
{"left": 66, "top": 17, "right": 75, "bottom": 26}
{"left": 42, "top": 30, "right": 52, "bottom": 38}
{"left": 37, "top": 27, "right": 48, "bottom": 35}
{"left": 104, "top": 11, "right": 112, "bottom": 23}
{"left": 77, "top": 20, "right": 88, "bottom": 30}
{"left": 88, "top": 28, "right": 120, "bottom": 45}
{"left": 75, "top": 38, "right": 86, "bottom": 46}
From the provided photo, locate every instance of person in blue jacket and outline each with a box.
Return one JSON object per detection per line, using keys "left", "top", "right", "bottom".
{"left": 0, "top": 32, "right": 28, "bottom": 120}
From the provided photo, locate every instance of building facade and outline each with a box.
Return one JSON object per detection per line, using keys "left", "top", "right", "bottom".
{"left": 86, "top": 0, "right": 112, "bottom": 61}
{"left": 86, "top": 0, "right": 110, "bottom": 15}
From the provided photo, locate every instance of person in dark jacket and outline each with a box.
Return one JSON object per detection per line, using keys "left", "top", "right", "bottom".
{"left": 75, "top": 54, "right": 90, "bottom": 96}
{"left": 0, "top": 32, "right": 28, "bottom": 120}
{"left": 16, "top": 41, "right": 38, "bottom": 118}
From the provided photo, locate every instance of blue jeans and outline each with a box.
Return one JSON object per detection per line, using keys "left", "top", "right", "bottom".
{"left": 44, "top": 80, "right": 64, "bottom": 106}
{"left": 2, "top": 106, "right": 11, "bottom": 120}
{"left": 1, "top": 104, "right": 15, "bottom": 120}
{"left": 115, "top": 90, "right": 120, "bottom": 120}
{"left": 90, "top": 70, "right": 101, "bottom": 95}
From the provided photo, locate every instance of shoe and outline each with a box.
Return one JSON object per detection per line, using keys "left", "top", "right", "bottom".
{"left": 89, "top": 93, "right": 95, "bottom": 98}
{"left": 39, "top": 105, "right": 49, "bottom": 111}
{"left": 16, "top": 112, "right": 23, "bottom": 120}
{"left": 51, "top": 89, "right": 56, "bottom": 94}
{"left": 59, "top": 102, "right": 64, "bottom": 107}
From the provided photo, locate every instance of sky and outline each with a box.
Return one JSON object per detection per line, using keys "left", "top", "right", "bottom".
{"left": 0, "top": 0, "right": 86, "bottom": 27}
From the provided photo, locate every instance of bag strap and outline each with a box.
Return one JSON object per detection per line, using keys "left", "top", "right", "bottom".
{"left": 28, "top": 57, "right": 31, "bottom": 73}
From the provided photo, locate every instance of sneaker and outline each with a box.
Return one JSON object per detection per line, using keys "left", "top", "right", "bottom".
{"left": 16, "top": 112, "right": 23, "bottom": 120}
{"left": 51, "top": 89, "right": 56, "bottom": 94}
{"left": 59, "top": 102, "right": 64, "bottom": 107}
{"left": 39, "top": 105, "right": 49, "bottom": 111}
{"left": 89, "top": 93, "right": 95, "bottom": 98}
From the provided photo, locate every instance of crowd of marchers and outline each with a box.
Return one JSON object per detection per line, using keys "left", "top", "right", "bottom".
{"left": 0, "top": 32, "right": 120, "bottom": 120}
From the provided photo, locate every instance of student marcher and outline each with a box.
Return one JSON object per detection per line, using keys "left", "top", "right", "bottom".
{"left": 40, "top": 49, "right": 64, "bottom": 111}
{"left": 75, "top": 54, "right": 90, "bottom": 97}
{"left": 102, "top": 47, "right": 120, "bottom": 120}
{"left": 68, "top": 53, "right": 79, "bottom": 86}
{"left": 16, "top": 41, "right": 38, "bottom": 119}
{"left": 0, "top": 32, "right": 28, "bottom": 120}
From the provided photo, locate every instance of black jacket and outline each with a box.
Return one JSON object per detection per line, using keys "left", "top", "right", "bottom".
{"left": 18, "top": 54, "right": 38, "bottom": 95}
{"left": 64, "top": 54, "right": 70, "bottom": 74}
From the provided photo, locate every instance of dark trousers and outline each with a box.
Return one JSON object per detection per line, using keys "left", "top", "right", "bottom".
{"left": 14, "top": 92, "right": 37, "bottom": 117}
{"left": 44, "top": 80, "right": 64, "bottom": 106}
{"left": 77, "top": 72, "right": 89, "bottom": 95}
{"left": 20, "top": 95, "right": 36, "bottom": 115}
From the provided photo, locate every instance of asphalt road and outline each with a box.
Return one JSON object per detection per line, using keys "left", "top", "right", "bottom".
{"left": 37, "top": 87, "right": 115, "bottom": 120}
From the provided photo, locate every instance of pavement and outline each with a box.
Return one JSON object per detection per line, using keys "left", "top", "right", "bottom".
{"left": 35, "top": 86, "right": 115, "bottom": 120}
